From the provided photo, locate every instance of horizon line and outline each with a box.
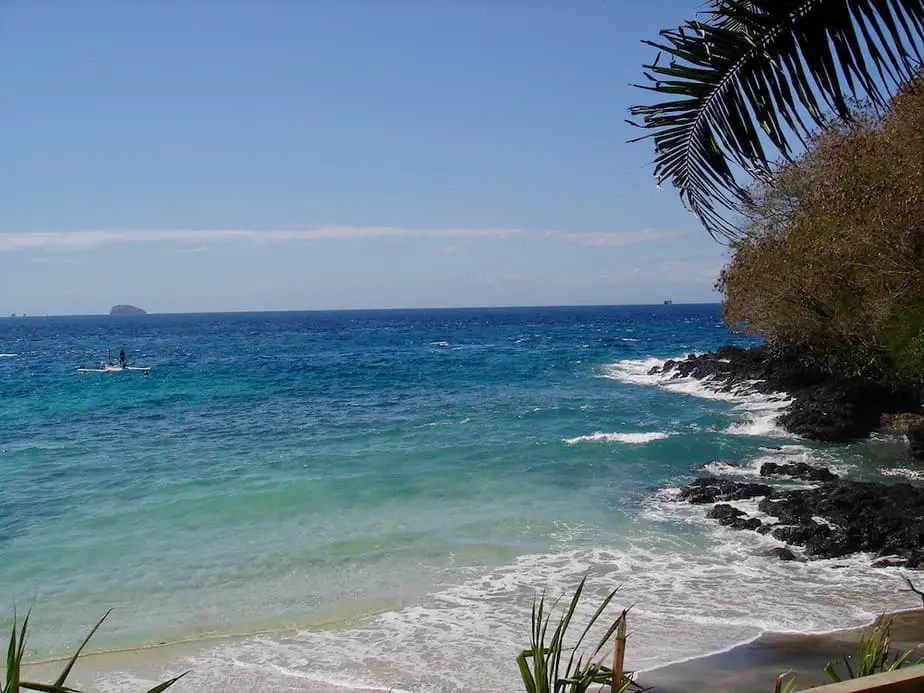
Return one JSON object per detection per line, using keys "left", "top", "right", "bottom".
{"left": 4, "top": 300, "right": 721, "bottom": 319}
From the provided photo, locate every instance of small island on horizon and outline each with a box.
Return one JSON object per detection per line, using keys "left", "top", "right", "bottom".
{"left": 109, "top": 304, "right": 147, "bottom": 315}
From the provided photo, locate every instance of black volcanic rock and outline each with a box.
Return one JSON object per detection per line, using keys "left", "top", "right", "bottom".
{"left": 777, "top": 381, "right": 883, "bottom": 441}
{"left": 652, "top": 346, "right": 916, "bottom": 442}
{"left": 679, "top": 474, "right": 924, "bottom": 567}
{"left": 907, "top": 422, "right": 924, "bottom": 462}
{"left": 760, "top": 462, "right": 838, "bottom": 483}
{"left": 110, "top": 304, "right": 147, "bottom": 315}
{"left": 764, "top": 547, "right": 801, "bottom": 562}
{"left": 678, "top": 477, "right": 773, "bottom": 504}
{"left": 707, "top": 504, "right": 762, "bottom": 530}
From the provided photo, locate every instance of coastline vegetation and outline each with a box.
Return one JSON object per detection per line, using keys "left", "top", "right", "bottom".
{"left": 629, "top": 0, "right": 924, "bottom": 238}
{"left": 717, "top": 75, "right": 924, "bottom": 387}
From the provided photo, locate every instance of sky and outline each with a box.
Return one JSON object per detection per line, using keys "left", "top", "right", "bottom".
{"left": 0, "top": 0, "right": 730, "bottom": 315}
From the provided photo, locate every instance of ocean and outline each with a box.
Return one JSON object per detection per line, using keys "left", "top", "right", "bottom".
{"left": 0, "top": 305, "right": 917, "bottom": 692}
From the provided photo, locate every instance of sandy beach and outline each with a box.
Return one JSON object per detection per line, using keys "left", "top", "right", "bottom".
{"left": 638, "top": 609, "right": 924, "bottom": 692}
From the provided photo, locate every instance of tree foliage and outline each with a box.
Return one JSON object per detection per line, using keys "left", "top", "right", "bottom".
{"left": 630, "top": 0, "right": 924, "bottom": 239}
{"left": 718, "top": 76, "right": 924, "bottom": 382}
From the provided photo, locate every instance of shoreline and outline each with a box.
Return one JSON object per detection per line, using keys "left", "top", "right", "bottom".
{"left": 22, "top": 607, "right": 924, "bottom": 692}
{"left": 637, "top": 607, "right": 924, "bottom": 693}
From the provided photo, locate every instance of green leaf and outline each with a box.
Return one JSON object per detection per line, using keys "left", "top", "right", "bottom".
{"left": 54, "top": 610, "right": 112, "bottom": 688}
{"left": 143, "top": 671, "right": 189, "bottom": 693}
{"left": 21, "top": 682, "right": 83, "bottom": 693}
{"left": 630, "top": 0, "right": 924, "bottom": 238}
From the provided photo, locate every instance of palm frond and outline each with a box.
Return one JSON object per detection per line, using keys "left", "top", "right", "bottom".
{"left": 629, "top": 0, "right": 924, "bottom": 239}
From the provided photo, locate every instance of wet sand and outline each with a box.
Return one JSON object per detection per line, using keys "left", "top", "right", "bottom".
{"left": 637, "top": 610, "right": 924, "bottom": 692}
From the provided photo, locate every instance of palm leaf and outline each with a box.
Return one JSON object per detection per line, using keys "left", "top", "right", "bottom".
{"left": 629, "top": 0, "right": 924, "bottom": 239}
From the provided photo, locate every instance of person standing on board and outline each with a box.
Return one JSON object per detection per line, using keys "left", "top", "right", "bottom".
{"left": 119, "top": 349, "right": 126, "bottom": 367}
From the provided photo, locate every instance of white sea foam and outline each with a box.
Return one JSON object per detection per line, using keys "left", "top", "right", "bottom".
{"left": 563, "top": 431, "right": 671, "bottom": 445}
{"left": 603, "top": 356, "right": 793, "bottom": 438}
{"left": 0, "top": 353, "right": 16, "bottom": 357}
{"left": 702, "top": 444, "right": 853, "bottom": 480}
{"left": 87, "top": 520, "right": 912, "bottom": 693}
{"left": 880, "top": 467, "right": 924, "bottom": 480}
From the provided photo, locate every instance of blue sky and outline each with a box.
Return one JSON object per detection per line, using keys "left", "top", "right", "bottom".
{"left": 0, "top": 1, "right": 728, "bottom": 315}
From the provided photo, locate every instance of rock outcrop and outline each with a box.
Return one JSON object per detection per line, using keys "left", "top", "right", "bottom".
{"left": 907, "top": 422, "right": 924, "bottom": 462}
{"left": 758, "top": 461, "right": 838, "bottom": 483}
{"left": 110, "top": 304, "right": 147, "bottom": 315}
{"left": 650, "top": 346, "right": 918, "bottom": 443}
{"left": 675, "top": 466, "right": 924, "bottom": 568}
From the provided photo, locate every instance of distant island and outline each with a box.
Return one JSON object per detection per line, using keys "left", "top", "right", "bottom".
{"left": 110, "top": 304, "right": 147, "bottom": 315}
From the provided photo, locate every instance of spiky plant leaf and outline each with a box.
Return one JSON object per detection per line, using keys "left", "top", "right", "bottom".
{"left": 54, "top": 610, "right": 112, "bottom": 688}
{"left": 142, "top": 671, "right": 188, "bottom": 693}
{"left": 824, "top": 616, "right": 924, "bottom": 682}
{"left": 20, "top": 683, "right": 82, "bottom": 693}
{"left": 5, "top": 617, "right": 19, "bottom": 693}
{"left": 516, "top": 576, "right": 633, "bottom": 693}
{"left": 4, "top": 609, "right": 185, "bottom": 693}
{"left": 629, "top": 0, "right": 924, "bottom": 239}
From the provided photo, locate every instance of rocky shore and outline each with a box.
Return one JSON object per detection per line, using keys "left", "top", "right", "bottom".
{"left": 655, "top": 345, "right": 924, "bottom": 567}
{"left": 677, "top": 463, "right": 924, "bottom": 567}
{"left": 652, "top": 345, "right": 923, "bottom": 447}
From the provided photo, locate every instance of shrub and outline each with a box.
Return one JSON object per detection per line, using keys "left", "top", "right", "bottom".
{"left": 718, "top": 76, "right": 924, "bottom": 387}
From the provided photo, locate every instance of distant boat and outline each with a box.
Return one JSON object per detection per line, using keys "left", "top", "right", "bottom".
{"left": 77, "top": 349, "right": 150, "bottom": 375}
{"left": 663, "top": 300, "right": 673, "bottom": 305}
{"left": 76, "top": 363, "right": 150, "bottom": 374}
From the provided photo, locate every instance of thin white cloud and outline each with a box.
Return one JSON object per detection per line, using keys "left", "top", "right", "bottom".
{"left": 477, "top": 271, "right": 533, "bottom": 285}
{"left": 0, "top": 227, "right": 678, "bottom": 252}
{"left": 558, "top": 230, "right": 674, "bottom": 246}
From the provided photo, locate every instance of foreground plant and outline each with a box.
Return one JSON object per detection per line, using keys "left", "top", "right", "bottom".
{"left": 774, "top": 577, "right": 924, "bottom": 690}
{"left": 822, "top": 615, "right": 923, "bottom": 683}
{"left": 772, "top": 672, "right": 795, "bottom": 693}
{"left": 2, "top": 610, "right": 186, "bottom": 693}
{"left": 517, "top": 577, "right": 635, "bottom": 693}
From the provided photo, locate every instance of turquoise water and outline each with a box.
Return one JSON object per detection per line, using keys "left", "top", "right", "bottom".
{"left": 0, "top": 306, "right": 917, "bottom": 692}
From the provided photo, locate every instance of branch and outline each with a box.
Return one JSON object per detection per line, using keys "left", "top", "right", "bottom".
{"left": 901, "top": 576, "right": 924, "bottom": 607}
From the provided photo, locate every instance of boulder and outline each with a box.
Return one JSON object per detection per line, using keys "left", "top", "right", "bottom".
{"left": 678, "top": 477, "right": 773, "bottom": 504}
{"left": 777, "top": 381, "right": 882, "bottom": 442}
{"left": 760, "top": 462, "right": 838, "bottom": 483}
{"left": 764, "top": 547, "right": 801, "bottom": 562}
{"left": 907, "top": 422, "right": 924, "bottom": 461}
{"left": 678, "top": 476, "right": 924, "bottom": 566}
{"left": 707, "top": 504, "right": 744, "bottom": 521}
